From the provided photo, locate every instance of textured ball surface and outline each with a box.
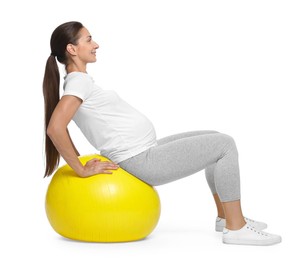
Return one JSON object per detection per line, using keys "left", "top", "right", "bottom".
{"left": 45, "top": 154, "right": 161, "bottom": 242}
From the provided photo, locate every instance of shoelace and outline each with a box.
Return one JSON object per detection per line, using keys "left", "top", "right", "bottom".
{"left": 246, "top": 224, "right": 269, "bottom": 236}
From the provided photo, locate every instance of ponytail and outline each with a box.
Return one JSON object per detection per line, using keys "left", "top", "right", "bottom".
{"left": 43, "top": 55, "right": 60, "bottom": 177}
{"left": 43, "top": 21, "right": 84, "bottom": 177}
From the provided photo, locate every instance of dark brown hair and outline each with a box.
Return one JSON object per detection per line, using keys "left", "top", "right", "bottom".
{"left": 43, "top": 21, "right": 83, "bottom": 177}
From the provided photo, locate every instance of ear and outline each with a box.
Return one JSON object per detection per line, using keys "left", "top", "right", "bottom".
{"left": 66, "top": 43, "right": 77, "bottom": 56}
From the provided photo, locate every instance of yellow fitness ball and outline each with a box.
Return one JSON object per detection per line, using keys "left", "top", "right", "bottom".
{"left": 45, "top": 154, "right": 161, "bottom": 242}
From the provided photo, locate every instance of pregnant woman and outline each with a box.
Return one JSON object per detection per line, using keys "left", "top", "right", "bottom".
{"left": 43, "top": 21, "right": 281, "bottom": 246}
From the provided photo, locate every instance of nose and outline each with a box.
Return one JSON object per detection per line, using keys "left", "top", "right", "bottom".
{"left": 94, "top": 41, "right": 100, "bottom": 49}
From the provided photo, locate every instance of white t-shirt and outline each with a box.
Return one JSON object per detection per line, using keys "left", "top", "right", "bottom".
{"left": 63, "top": 72, "right": 157, "bottom": 163}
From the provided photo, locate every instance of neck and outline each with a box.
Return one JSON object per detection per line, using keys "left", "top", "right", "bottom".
{"left": 66, "top": 63, "right": 87, "bottom": 74}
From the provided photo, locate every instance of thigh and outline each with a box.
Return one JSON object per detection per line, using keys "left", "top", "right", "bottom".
{"left": 122, "top": 132, "right": 231, "bottom": 186}
{"left": 157, "top": 130, "right": 219, "bottom": 145}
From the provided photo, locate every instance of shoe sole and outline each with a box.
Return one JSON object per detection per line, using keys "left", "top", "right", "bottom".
{"left": 223, "top": 237, "right": 282, "bottom": 246}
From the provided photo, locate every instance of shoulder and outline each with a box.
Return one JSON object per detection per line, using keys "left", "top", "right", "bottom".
{"left": 63, "top": 72, "right": 95, "bottom": 101}
{"left": 64, "top": 72, "right": 94, "bottom": 85}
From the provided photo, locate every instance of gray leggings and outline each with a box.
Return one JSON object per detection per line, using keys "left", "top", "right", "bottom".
{"left": 118, "top": 130, "right": 240, "bottom": 202}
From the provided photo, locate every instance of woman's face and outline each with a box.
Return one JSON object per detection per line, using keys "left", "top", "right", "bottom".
{"left": 72, "top": 27, "right": 99, "bottom": 64}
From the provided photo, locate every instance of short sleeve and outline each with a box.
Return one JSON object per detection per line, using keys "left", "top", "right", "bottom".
{"left": 63, "top": 73, "right": 93, "bottom": 101}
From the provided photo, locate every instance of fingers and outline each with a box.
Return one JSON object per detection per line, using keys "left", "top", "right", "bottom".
{"left": 98, "top": 163, "right": 119, "bottom": 174}
{"left": 102, "top": 170, "right": 113, "bottom": 174}
{"left": 93, "top": 161, "right": 119, "bottom": 172}
{"left": 84, "top": 158, "right": 119, "bottom": 176}
{"left": 104, "top": 164, "right": 119, "bottom": 169}
{"left": 87, "top": 158, "right": 118, "bottom": 167}
{"left": 93, "top": 161, "right": 118, "bottom": 168}
{"left": 96, "top": 167, "right": 117, "bottom": 175}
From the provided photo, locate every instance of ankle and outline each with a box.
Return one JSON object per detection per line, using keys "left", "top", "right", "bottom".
{"left": 226, "top": 219, "right": 246, "bottom": 230}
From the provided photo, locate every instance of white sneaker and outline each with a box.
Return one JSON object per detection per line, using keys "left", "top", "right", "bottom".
{"left": 215, "top": 216, "right": 267, "bottom": 232}
{"left": 223, "top": 223, "right": 282, "bottom": 246}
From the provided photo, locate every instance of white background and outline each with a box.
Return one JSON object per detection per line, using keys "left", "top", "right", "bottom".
{"left": 0, "top": 0, "right": 298, "bottom": 259}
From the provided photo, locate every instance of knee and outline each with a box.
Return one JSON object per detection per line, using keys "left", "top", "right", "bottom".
{"left": 219, "top": 133, "right": 238, "bottom": 154}
{"left": 221, "top": 133, "right": 235, "bottom": 143}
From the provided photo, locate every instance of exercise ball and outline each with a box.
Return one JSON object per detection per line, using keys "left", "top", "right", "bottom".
{"left": 45, "top": 154, "right": 161, "bottom": 242}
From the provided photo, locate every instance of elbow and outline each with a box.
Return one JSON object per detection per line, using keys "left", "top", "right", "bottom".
{"left": 46, "top": 126, "right": 53, "bottom": 138}
{"left": 46, "top": 124, "right": 65, "bottom": 138}
{"left": 46, "top": 126, "right": 54, "bottom": 138}
{"left": 46, "top": 125, "right": 56, "bottom": 138}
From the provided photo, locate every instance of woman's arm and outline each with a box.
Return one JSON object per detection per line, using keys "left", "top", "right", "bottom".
{"left": 67, "top": 128, "right": 80, "bottom": 156}
{"left": 47, "top": 95, "right": 119, "bottom": 177}
{"left": 47, "top": 95, "right": 85, "bottom": 175}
